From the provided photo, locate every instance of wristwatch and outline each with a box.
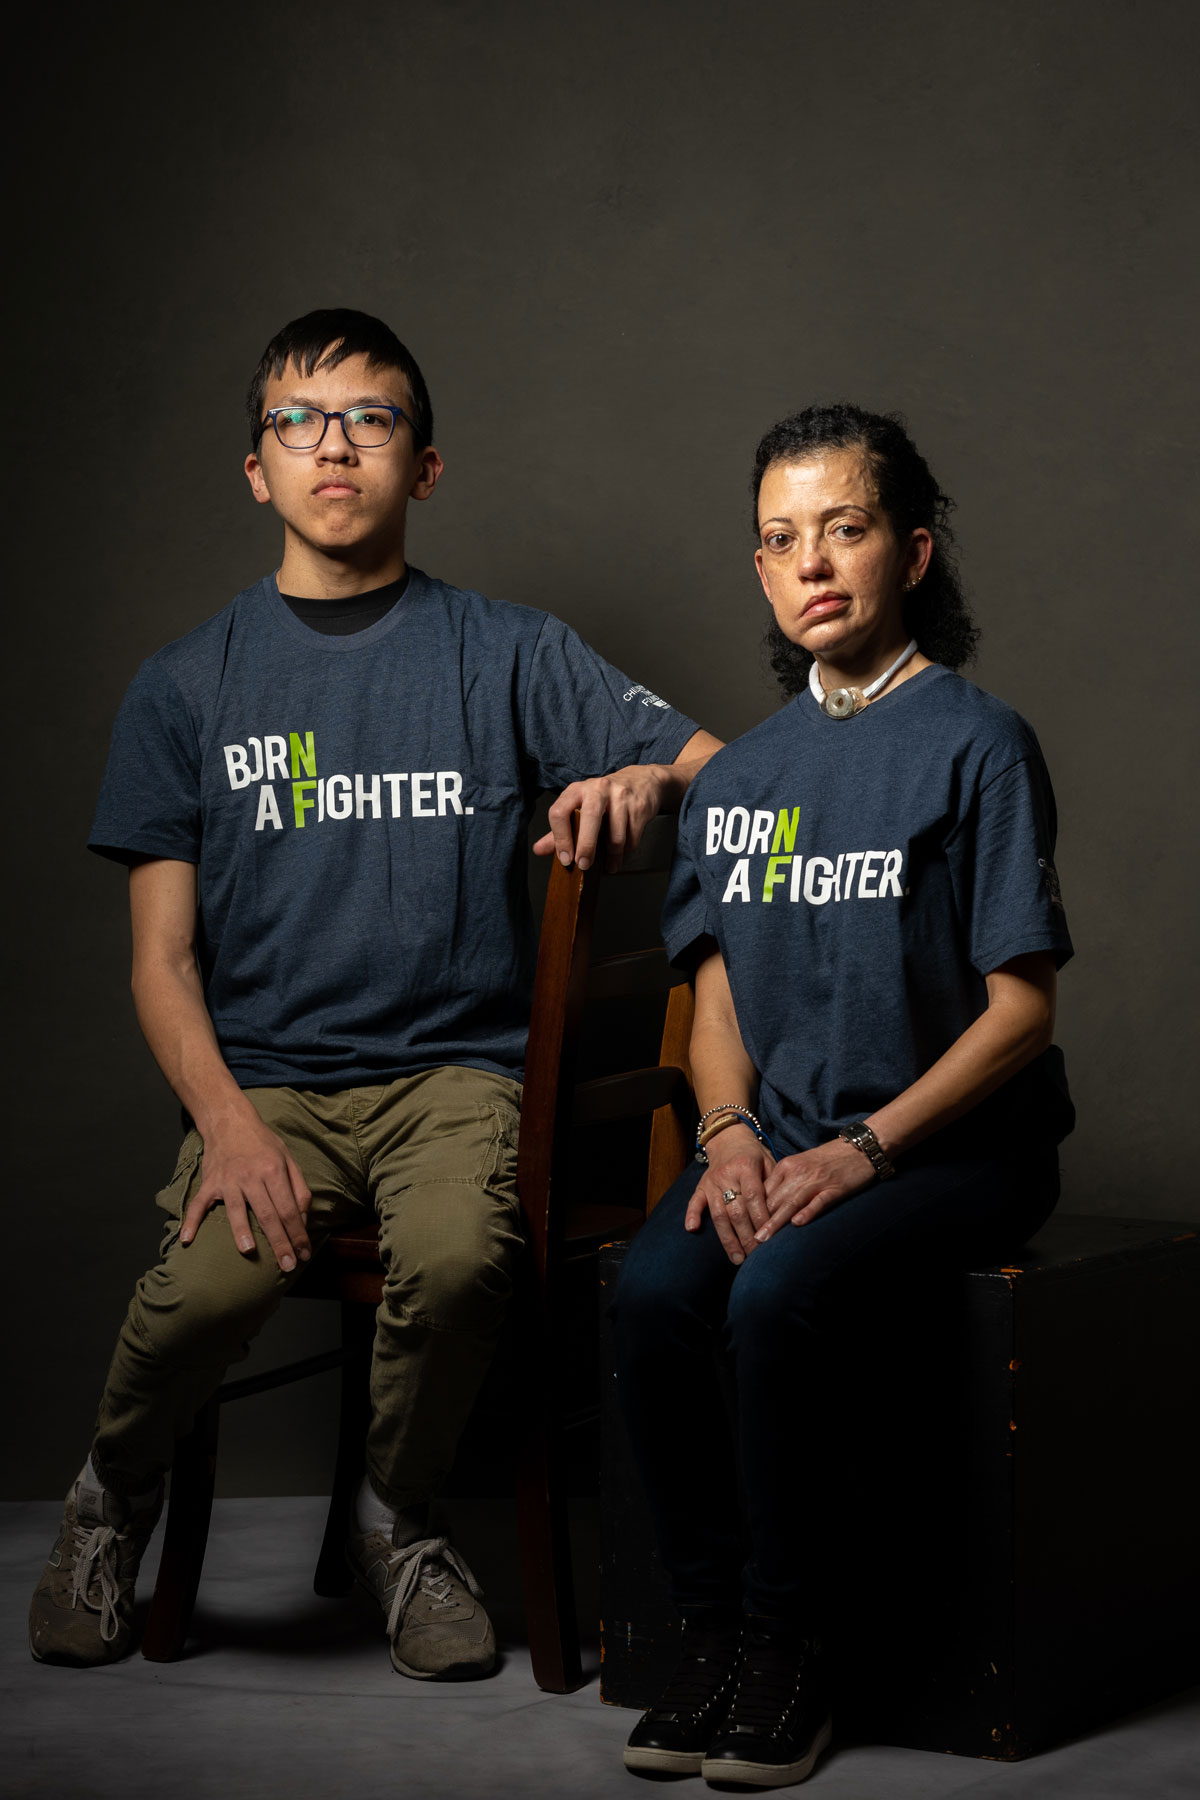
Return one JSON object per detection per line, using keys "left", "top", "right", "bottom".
{"left": 836, "top": 1120, "right": 896, "bottom": 1181}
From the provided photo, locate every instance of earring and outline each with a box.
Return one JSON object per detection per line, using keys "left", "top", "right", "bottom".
{"left": 904, "top": 578, "right": 919, "bottom": 592}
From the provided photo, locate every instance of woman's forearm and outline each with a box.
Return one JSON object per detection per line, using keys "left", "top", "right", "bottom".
{"left": 689, "top": 949, "right": 759, "bottom": 1114}
{"left": 866, "top": 952, "right": 1056, "bottom": 1159}
{"left": 749, "top": 952, "right": 1059, "bottom": 1243}
{"left": 689, "top": 1017, "right": 759, "bottom": 1115}
{"left": 687, "top": 946, "right": 1055, "bottom": 1188}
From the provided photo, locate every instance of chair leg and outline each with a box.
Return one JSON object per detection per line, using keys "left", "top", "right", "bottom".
{"left": 516, "top": 1375, "right": 585, "bottom": 1693}
{"left": 314, "top": 1302, "right": 373, "bottom": 1598}
{"left": 141, "top": 1397, "right": 220, "bottom": 1662}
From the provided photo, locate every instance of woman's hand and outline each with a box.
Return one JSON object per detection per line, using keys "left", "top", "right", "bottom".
{"left": 753, "top": 1137, "right": 877, "bottom": 1242}
{"left": 685, "top": 1124, "right": 777, "bottom": 1264}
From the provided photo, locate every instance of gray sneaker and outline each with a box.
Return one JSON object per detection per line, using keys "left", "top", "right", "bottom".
{"left": 347, "top": 1528, "right": 496, "bottom": 1679}
{"left": 29, "top": 1469, "right": 163, "bottom": 1666}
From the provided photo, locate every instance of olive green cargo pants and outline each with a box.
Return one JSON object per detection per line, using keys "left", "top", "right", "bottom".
{"left": 90, "top": 1066, "right": 524, "bottom": 1508}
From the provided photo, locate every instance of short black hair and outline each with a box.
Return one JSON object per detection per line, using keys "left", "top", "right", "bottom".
{"left": 246, "top": 308, "right": 433, "bottom": 450}
{"left": 750, "top": 403, "right": 979, "bottom": 695}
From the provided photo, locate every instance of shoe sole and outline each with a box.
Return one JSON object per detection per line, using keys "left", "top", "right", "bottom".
{"left": 29, "top": 1627, "right": 130, "bottom": 1669}
{"left": 624, "top": 1744, "right": 707, "bottom": 1774}
{"left": 30, "top": 1647, "right": 127, "bottom": 1668}
{"left": 30, "top": 1642, "right": 111, "bottom": 1669}
{"left": 390, "top": 1651, "right": 496, "bottom": 1681}
{"left": 700, "top": 1717, "right": 832, "bottom": 1788}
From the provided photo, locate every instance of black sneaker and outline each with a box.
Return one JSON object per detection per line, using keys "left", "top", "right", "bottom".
{"left": 700, "top": 1625, "right": 831, "bottom": 1788}
{"left": 624, "top": 1612, "right": 741, "bottom": 1775}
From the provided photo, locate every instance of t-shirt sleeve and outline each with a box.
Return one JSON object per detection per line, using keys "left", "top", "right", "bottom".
{"left": 88, "top": 661, "right": 202, "bottom": 864}
{"left": 519, "top": 615, "right": 700, "bottom": 790}
{"left": 945, "top": 753, "right": 1073, "bottom": 975}
{"left": 660, "top": 787, "right": 715, "bottom": 968}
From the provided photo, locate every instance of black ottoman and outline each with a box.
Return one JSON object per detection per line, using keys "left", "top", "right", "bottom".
{"left": 597, "top": 1216, "right": 1200, "bottom": 1759}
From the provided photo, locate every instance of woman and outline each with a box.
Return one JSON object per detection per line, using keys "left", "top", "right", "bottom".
{"left": 612, "top": 405, "right": 1073, "bottom": 1789}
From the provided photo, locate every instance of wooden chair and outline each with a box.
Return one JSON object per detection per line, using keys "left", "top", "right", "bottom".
{"left": 516, "top": 812, "right": 695, "bottom": 1692}
{"left": 141, "top": 813, "right": 695, "bottom": 1680}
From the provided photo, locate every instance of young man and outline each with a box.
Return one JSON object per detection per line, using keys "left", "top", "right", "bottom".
{"left": 30, "top": 309, "right": 719, "bottom": 1681}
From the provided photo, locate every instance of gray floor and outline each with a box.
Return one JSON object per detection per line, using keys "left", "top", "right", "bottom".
{"left": 4, "top": 1499, "right": 1197, "bottom": 1800}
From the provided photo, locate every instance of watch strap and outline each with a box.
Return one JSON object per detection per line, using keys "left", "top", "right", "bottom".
{"left": 837, "top": 1120, "right": 896, "bottom": 1180}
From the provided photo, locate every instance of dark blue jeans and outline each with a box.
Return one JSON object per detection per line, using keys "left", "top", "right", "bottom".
{"left": 611, "top": 1141, "right": 1058, "bottom": 1624}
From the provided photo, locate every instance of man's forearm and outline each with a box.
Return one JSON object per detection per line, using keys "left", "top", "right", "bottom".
{"left": 132, "top": 934, "right": 313, "bottom": 1266}
{"left": 658, "top": 729, "right": 723, "bottom": 808}
{"left": 131, "top": 952, "right": 258, "bottom": 1138}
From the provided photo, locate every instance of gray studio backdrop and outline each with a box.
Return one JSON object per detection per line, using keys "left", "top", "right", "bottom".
{"left": 9, "top": 1, "right": 1197, "bottom": 1498}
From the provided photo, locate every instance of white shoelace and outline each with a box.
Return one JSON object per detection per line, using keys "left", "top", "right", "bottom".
{"left": 382, "top": 1535, "right": 483, "bottom": 1639}
{"left": 69, "top": 1521, "right": 121, "bottom": 1642}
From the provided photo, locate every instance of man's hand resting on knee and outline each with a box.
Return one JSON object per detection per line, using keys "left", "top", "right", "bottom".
{"left": 129, "top": 856, "right": 312, "bottom": 1272}
{"left": 180, "top": 1109, "right": 312, "bottom": 1272}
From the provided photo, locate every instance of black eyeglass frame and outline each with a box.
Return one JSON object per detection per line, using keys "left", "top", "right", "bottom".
{"left": 253, "top": 403, "right": 422, "bottom": 450}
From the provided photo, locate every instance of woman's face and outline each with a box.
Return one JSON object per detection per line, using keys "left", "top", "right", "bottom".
{"left": 754, "top": 450, "right": 931, "bottom": 670}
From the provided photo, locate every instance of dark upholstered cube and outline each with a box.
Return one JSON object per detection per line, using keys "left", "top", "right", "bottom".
{"left": 598, "top": 1216, "right": 1200, "bottom": 1759}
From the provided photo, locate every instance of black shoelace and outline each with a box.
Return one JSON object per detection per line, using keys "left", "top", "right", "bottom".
{"left": 724, "top": 1639, "right": 807, "bottom": 1732}
{"left": 654, "top": 1641, "right": 738, "bottom": 1713}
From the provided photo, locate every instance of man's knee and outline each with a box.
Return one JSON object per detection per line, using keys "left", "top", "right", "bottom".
{"left": 378, "top": 1183, "right": 521, "bottom": 1335}
{"left": 128, "top": 1218, "right": 287, "bottom": 1363}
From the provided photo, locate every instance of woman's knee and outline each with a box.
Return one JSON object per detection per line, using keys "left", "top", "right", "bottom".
{"left": 612, "top": 1213, "right": 734, "bottom": 1352}
{"left": 724, "top": 1236, "right": 828, "bottom": 1353}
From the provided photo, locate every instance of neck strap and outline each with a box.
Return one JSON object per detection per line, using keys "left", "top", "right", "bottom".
{"left": 808, "top": 638, "right": 919, "bottom": 719}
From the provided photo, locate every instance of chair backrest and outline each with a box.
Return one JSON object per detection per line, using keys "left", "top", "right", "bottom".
{"left": 517, "top": 814, "right": 696, "bottom": 1286}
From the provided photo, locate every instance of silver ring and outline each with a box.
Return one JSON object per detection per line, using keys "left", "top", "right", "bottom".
{"left": 722, "top": 1189, "right": 738, "bottom": 1203}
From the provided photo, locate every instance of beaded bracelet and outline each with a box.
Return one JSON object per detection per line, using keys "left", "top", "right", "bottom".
{"left": 697, "top": 1109, "right": 746, "bottom": 1146}
{"left": 694, "top": 1103, "right": 777, "bottom": 1164}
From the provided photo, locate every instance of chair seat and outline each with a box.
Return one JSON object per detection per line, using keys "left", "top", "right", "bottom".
{"left": 291, "top": 1224, "right": 385, "bottom": 1305}
{"left": 324, "top": 1223, "right": 383, "bottom": 1258}
{"left": 564, "top": 1202, "right": 646, "bottom": 1242}
{"left": 310, "top": 1207, "right": 647, "bottom": 1259}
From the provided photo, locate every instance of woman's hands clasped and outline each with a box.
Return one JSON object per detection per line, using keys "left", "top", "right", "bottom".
{"left": 687, "top": 1125, "right": 877, "bottom": 1265}
{"left": 686, "top": 1125, "right": 777, "bottom": 1264}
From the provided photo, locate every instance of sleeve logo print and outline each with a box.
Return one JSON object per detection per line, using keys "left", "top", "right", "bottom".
{"left": 1038, "top": 857, "right": 1064, "bottom": 909}
{"left": 622, "top": 683, "right": 670, "bottom": 709}
{"left": 705, "top": 805, "right": 906, "bottom": 908}
{"left": 222, "top": 731, "right": 474, "bottom": 833}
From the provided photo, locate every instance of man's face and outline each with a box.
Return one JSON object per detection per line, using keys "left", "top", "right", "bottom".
{"left": 244, "top": 350, "right": 442, "bottom": 560}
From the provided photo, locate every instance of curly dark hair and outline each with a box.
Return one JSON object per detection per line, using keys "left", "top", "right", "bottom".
{"left": 751, "top": 404, "right": 979, "bottom": 695}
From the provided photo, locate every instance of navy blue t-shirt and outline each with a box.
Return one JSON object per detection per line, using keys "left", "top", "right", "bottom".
{"left": 663, "top": 665, "right": 1073, "bottom": 1154}
{"left": 90, "top": 569, "right": 698, "bottom": 1088}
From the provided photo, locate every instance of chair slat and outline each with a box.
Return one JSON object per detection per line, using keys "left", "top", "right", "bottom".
{"left": 571, "top": 1065, "right": 687, "bottom": 1125}
{"left": 585, "top": 948, "right": 689, "bottom": 1003}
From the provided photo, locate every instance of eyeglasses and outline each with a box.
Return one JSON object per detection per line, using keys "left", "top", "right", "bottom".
{"left": 255, "top": 404, "right": 419, "bottom": 449}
